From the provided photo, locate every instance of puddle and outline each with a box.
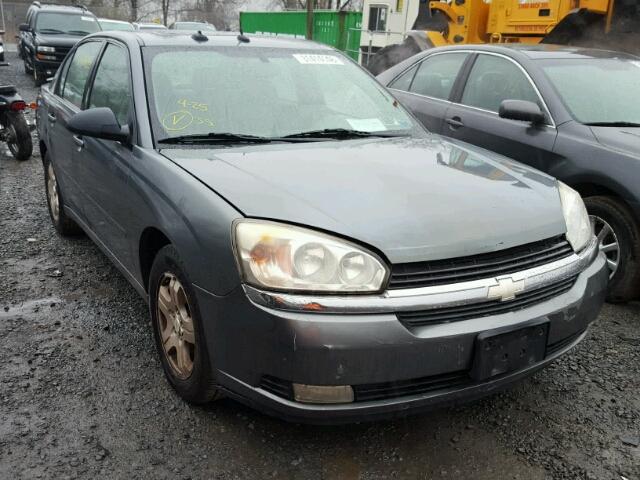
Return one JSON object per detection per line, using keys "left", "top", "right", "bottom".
{"left": 0, "top": 296, "right": 62, "bottom": 318}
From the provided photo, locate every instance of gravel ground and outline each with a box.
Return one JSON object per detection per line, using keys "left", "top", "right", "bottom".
{"left": 1, "top": 51, "right": 639, "bottom": 480}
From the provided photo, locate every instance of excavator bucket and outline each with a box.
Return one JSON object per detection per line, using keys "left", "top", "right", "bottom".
{"left": 366, "top": 32, "right": 434, "bottom": 75}
{"left": 365, "top": 8, "right": 447, "bottom": 75}
{"left": 542, "top": 4, "right": 640, "bottom": 55}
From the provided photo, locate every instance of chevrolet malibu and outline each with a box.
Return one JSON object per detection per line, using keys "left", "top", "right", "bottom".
{"left": 37, "top": 31, "right": 607, "bottom": 423}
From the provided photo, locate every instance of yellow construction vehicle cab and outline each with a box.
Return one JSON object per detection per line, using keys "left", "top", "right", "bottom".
{"left": 425, "top": 0, "right": 616, "bottom": 47}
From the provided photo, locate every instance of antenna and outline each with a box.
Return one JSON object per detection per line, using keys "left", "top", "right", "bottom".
{"left": 191, "top": 30, "right": 208, "bottom": 42}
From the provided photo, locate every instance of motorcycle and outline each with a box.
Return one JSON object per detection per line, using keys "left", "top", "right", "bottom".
{"left": 0, "top": 62, "right": 34, "bottom": 161}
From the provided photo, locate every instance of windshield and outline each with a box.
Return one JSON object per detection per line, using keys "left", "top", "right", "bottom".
{"left": 174, "top": 22, "right": 217, "bottom": 31}
{"left": 35, "top": 12, "right": 101, "bottom": 35}
{"left": 99, "top": 20, "right": 134, "bottom": 31}
{"left": 145, "top": 47, "right": 419, "bottom": 142}
{"left": 540, "top": 57, "right": 640, "bottom": 124}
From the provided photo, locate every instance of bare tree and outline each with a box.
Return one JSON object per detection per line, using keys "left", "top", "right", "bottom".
{"left": 160, "top": 0, "right": 170, "bottom": 25}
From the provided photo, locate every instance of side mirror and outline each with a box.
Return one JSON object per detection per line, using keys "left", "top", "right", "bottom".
{"left": 499, "top": 100, "right": 545, "bottom": 125}
{"left": 19, "top": 24, "right": 31, "bottom": 32}
{"left": 67, "top": 108, "right": 130, "bottom": 143}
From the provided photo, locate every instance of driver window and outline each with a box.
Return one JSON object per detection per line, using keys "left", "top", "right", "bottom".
{"left": 88, "top": 44, "right": 132, "bottom": 126}
{"left": 62, "top": 41, "right": 102, "bottom": 108}
{"left": 461, "top": 54, "right": 540, "bottom": 113}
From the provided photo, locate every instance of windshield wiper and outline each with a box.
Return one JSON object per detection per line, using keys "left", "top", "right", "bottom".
{"left": 158, "top": 132, "right": 275, "bottom": 145}
{"left": 584, "top": 121, "right": 640, "bottom": 127}
{"left": 281, "top": 128, "right": 401, "bottom": 140}
{"left": 37, "top": 28, "right": 64, "bottom": 34}
{"left": 66, "top": 30, "right": 92, "bottom": 35}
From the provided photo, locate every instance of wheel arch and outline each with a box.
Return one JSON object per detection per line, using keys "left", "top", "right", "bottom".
{"left": 561, "top": 174, "right": 640, "bottom": 222}
{"left": 139, "top": 226, "right": 173, "bottom": 293}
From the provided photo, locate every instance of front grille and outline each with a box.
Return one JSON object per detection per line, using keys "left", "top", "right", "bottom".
{"left": 389, "top": 236, "right": 573, "bottom": 290}
{"left": 352, "top": 371, "right": 470, "bottom": 402}
{"left": 54, "top": 47, "right": 71, "bottom": 62}
{"left": 398, "top": 276, "right": 577, "bottom": 328}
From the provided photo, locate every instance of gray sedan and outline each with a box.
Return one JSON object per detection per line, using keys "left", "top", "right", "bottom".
{"left": 37, "top": 31, "right": 607, "bottom": 423}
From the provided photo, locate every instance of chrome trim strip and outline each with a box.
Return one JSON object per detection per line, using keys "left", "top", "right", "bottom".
{"left": 243, "top": 236, "right": 598, "bottom": 314}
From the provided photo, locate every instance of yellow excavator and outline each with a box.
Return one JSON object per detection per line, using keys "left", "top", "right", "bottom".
{"left": 367, "top": 0, "right": 640, "bottom": 74}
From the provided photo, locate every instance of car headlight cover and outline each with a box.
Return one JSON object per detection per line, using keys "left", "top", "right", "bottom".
{"left": 234, "top": 221, "right": 388, "bottom": 293}
{"left": 558, "top": 182, "right": 592, "bottom": 252}
{"left": 37, "top": 46, "right": 56, "bottom": 53}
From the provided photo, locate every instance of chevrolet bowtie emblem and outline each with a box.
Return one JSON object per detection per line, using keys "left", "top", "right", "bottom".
{"left": 487, "top": 276, "right": 525, "bottom": 302}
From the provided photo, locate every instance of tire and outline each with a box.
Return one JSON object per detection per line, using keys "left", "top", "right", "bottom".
{"left": 4, "top": 112, "right": 33, "bottom": 161}
{"left": 584, "top": 196, "right": 640, "bottom": 303}
{"left": 43, "top": 153, "right": 83, "bottom": 236}
{"left": 33, "top": 67, "right": 44, "bottom": 87}
{"left": 149, "top": 245, "right": 220, "bottom": 404}
{"left": 24, "top": 58, "right": 33, "bottom": 75}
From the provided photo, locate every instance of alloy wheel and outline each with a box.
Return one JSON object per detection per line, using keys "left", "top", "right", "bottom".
{"left": 47, "top": 163, "right": 60, "bottom": 222}
{"left": 590, "top": 215, "right": 620, "bottom": 279}
{"left": 157, "top": 272, "right": 196, "bottom": 379}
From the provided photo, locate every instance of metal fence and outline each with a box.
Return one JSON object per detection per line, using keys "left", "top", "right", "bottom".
{"left": 346, "top": 28, "right": 408, "bottom": 66}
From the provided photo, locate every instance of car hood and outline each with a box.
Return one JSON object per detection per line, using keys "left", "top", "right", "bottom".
{"left": 35, "top": 33, "right": 82, "bottom": 48}
{"left": 161, "top": 136, "right": 566, "bottom": 264}
{"left": 590, "top": 126, "right": 640, "bottom": 157}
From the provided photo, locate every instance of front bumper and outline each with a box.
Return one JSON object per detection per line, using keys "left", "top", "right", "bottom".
{"left": 32, "top": 57, "right": 61, "bottom": 77}
{"left": 195, "top": 245, "right": 607, "bottom": 424}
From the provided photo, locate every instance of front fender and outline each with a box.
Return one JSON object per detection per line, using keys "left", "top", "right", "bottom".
{"left": 128, "top": 148, "right": 244, "bottom": 296}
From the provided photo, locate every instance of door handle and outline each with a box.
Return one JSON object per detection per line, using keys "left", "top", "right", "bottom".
{"left": 73, "top": 135, "right": 84, "bottom": 149}
{"left": 446, "top": 117, "right": 464, "bottom": 129}
{"left": 47, "top": 112, "right": 56, "bottom": 123}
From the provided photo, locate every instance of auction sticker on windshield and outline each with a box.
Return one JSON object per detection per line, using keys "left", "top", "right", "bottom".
{"left": 293, "top": 54, "right": 344, "bottom": 65}
{"left": 347, "top": 118, "right": 387, "bottom": 132}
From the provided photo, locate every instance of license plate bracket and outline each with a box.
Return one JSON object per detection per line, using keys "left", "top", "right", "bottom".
{"left": 470, "top": 320, "right": 549, "bottom": 381}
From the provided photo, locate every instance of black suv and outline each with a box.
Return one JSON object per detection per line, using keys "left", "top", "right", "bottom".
{"left": 19, "top": 2, "right": 101, "bottom": 85}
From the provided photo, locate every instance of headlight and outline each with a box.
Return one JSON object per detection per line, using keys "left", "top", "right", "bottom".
{"left": 234, "top": 220, "right": 389, "bottom": 293}
{"left": 558, "top": 182, "right": 592, "bottom": 252}
{"left": 37, "top": 46, "right": 55, "bottom": 53}
{"left": 0, "top": 45, "right": 4, "bottom": 54}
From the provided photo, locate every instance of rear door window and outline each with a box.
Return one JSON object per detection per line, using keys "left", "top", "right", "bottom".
{"left": 408, "top": 53, "right": 468, "bottom": 100}
{"left": 61, "top": 41, "right": 103, "bottom": 108}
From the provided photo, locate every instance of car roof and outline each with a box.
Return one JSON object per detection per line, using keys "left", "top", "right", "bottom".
{"left": 431, "top": 43, "right": 640, "bottom": 61}
{"left": 31, "top": 3, "right": 92, "bottom": 14}
{"left": 85, "top": 30, "right": 333, "bottom": 50}
{"left": 99, "top": 18, "right": 130, "bottom": 24}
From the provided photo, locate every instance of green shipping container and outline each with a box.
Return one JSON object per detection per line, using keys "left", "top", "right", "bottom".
{"left": 240, "top": 10, "right": 362, "bottom": 60}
